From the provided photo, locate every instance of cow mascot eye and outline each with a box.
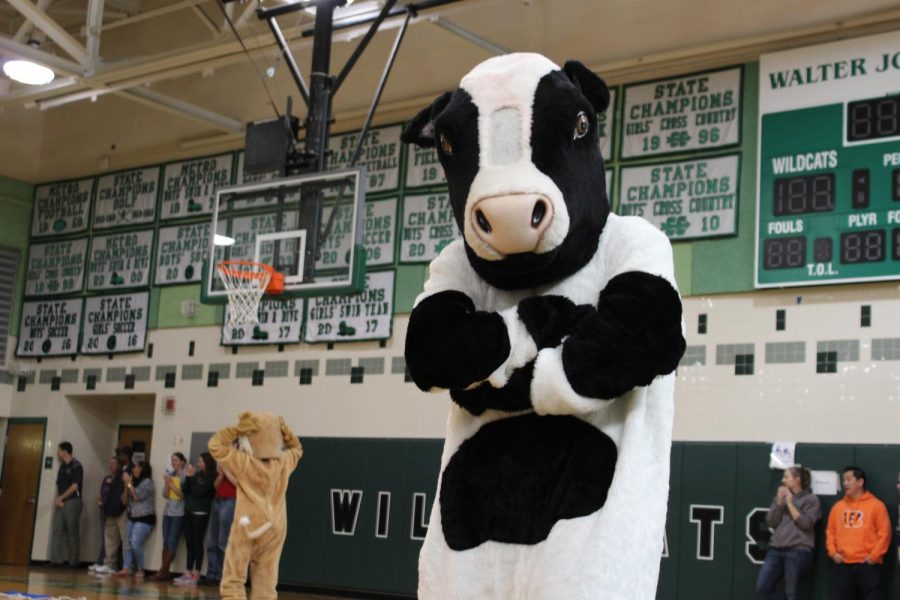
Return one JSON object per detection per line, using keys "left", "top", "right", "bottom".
{"left": 574, "top": 111, "right": 590, "bottom": 140}
{"left": 438, "top": 132, "right": 454, "bottom": 156}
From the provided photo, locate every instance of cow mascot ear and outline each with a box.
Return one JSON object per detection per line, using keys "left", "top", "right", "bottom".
{"left": 401, "top": 91, "right": 453, "bottom": 148}
{"left": 563, "top": 60, "right": 610, "bottom": 115}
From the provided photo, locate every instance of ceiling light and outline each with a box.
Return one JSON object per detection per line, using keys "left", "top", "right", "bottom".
{"left": 214, "top": 234, "right": 236, "bottom": 246}
{"left": 2, "top": 60, "right": 55, "bottom": 86}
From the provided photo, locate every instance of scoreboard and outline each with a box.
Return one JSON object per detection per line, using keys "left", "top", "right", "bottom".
{"left": 756, "top": 31, "right": 900, "bottom": 287}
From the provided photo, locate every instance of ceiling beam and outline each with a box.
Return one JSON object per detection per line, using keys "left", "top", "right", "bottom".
{"left": 12, "top": 0, "right": 52, "bottom": 43}
{"left": 427, "top": 15, "right": 509, "bottom": 55}
{"left": 104, "top": 0, "right": 139, "bottom": 15}
{"left": 85, "top": 0, "right": 105, "bottom": 74}
{"left": 5, "top": 0, "right": 89, "bottom": 65}
{"left": 121, "top": 87, "right": 242, "bottom": 132}
{"left": 0, "top": 34, "right": 83, "bottom": 74}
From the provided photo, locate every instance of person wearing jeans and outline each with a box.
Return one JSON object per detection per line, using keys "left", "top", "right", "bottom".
{"left": 756, "top": 466, "right": 821, "bottom": 600}
{"left": 115, "top": 461, "right": 156, "bottom": 579}
{"left": 88, "top": 457, "right": 118, "bottom": 572}
{"left": 152, "top": 452, "right": 187, "bottom": 580}
{"left": 204, "top": 466, "right": 237, "bottom": 585}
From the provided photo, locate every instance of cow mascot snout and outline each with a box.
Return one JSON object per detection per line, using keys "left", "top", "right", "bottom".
{"left": 402, "top": 53, "right": 686, "bottom": 599}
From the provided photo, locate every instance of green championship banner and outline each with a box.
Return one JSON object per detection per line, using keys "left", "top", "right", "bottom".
{"left": 405, "top": 145, "right": 447, "bottom": 188}
{"left": 161, "top": 153, "right": 233, "bottom": 219}
{"left": 93, "top": 166, "right": 160, "bottom": 229}
{"left": 87, "top": 229, "right": 154, "bottom": 290}
{"left": 328, "top": 125, "right": 401, "bottom": 193}
{"left": 31, "top": 178, "right": 94, "bottom": 237}
{"left": 316, "top": 198, "right": 396, "bottom": 271}
{"left": 621, "top": 68, "right": 741, "bottom": 159}
{"left": 155, "top": 223, "right": 210, "bottom": 285}
{"left": 16, "top": 298, "right": 83, "bottom": 357}
{"left": 400, "top": 193, "right": 461, "bottom": 263}
{"left": 81, "top": 291, "right": 149, "bottom": 354}
{"left": 25, "top": 238, "right": 88, "bottom": 296}
{"left": 232, "top": 151, "right": 282, "bottom": 210}
{"left": 222, "top": 297, "right": 304, "bottom": 345}
{"left": 599, "top": 88, "right": 616, "bottom": 160}
{"left": 304, "top": 270, "right": 394, "bottom": 343}
{"left": 618, "top": 154, "right": 740, "bottom": 240}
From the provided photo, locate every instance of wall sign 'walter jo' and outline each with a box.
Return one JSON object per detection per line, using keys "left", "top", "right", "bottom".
{"left": 31, "top": 178, "right": 94, "bottom": 237}
{"left": 757, "top": 30, "right": 900, "bottom": 287}
{"left": 81, "top": 291, "right": 149, "bottom": 354}
{"left": 621, "top": 68, "right": 742, "bottom": 159}
{"left": 17, "top": 298, "right": 83, "bottom": 357}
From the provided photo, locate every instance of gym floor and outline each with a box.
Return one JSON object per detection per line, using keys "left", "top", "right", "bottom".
{"left": 0, "top": 565, "right": 345, "bottom": 600}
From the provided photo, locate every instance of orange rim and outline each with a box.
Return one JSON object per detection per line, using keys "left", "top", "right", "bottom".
{"left": 216, "top": 260, "right": 284, "bottom": 294}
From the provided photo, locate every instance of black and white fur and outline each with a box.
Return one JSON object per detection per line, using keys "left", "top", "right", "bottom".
{"left": 402, "top": 53, "right": 685, "bottom": 599}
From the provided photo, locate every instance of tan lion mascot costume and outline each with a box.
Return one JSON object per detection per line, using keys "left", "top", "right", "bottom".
{"left": 208, "top": 412, "right": 302, "bottom": 599}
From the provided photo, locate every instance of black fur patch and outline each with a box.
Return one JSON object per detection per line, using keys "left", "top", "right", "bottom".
{"left": 405, "top": 290, "right": 510, "bottom": 391}
{"left": 562, "top": 271, "right": 686, "bottom": 399}
{"left": 517, "top": 295, "right": 594, "bottom": 349}
{"left": 465, "top": 69, "right": 610, "bottom": 290}
{"left": 440, "top": 412, "right": 617, "bottom": 550}
{"left": 401, "top": 91, "right": 452, "bottom": 147}
{"left": 450, "top": 361, "right": 534, "bottom": 415}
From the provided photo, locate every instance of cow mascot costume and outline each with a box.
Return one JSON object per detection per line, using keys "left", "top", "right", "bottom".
{"left": 208, "top": 412, "right": 302, "bottom": 599}
{"left": 401, "top": 53, "right": 686, "bottom": 599}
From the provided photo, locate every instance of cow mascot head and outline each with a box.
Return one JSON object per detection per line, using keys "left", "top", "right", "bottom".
{"left": 402, "top": 53, "right": 685, "bottom": 599}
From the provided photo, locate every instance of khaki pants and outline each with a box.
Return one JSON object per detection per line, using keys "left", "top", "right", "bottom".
{"left": 103, "top": 512, "right": 128, "bottom": 569}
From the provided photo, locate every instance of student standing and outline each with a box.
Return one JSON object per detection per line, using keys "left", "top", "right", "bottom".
{"left": 176, "top": 452, "right": 216, "bottom": 586}
{"left": 115, "top": 461, "right": 156, "bottom": 579}
{"left": 756, "top": 466, "right": 821, "bottom": 599}
{"left": 152, "top": 452, "right": 187, "bottom": 580}
{"left": 50, "top": 442, "right": 83, "bottom": 568}
{"left": 827, "top": 466, "right": 891, "bottom": 600}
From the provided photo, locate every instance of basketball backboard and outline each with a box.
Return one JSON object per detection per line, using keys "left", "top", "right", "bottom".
{"left": 201, "top": 168, "right": 367, "bottom": 303}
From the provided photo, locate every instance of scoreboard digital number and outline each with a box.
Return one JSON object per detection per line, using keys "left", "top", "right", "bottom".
{"left": 757, "top": 31, "right": 900, "bottom": 287}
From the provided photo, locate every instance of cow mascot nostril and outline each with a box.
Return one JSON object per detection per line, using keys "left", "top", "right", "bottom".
{"left": 401, "top": 52, "right": 686, "bottom": 599}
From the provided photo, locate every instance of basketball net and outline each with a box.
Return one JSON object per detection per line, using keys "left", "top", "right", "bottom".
{"left": 216, "top": 261, "right": 274, "bottom": 327}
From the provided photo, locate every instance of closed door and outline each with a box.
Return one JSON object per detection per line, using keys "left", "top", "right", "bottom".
{"left": 0, "top": 422, "right": 45, "bottom": 565}
{"left": 117, "top": 425, "right": 152, "bottom": 464}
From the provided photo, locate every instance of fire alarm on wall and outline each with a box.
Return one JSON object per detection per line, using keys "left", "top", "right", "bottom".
{"left": 163, "top": 396, "right": 176, "bottom": 414}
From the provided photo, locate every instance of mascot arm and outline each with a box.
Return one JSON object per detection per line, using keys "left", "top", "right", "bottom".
{"left": 279, "top": 417, "right": 303, "bottom": 471}
{"left": 208, "top": 425, "right": 251, "bottom": 476}
{"left": 405, "top": 243, "right": 511, "bottom": 391}
{"left": 531, "top": 223, "right": 686, "bottom": 414}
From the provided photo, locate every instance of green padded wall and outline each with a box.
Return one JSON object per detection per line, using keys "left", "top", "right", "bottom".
{"left": 275, "top": 439, "right": 899, "bottom": 598}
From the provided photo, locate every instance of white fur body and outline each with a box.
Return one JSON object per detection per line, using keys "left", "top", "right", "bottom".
{"left": 416, "top": 214, "right": 677, "bottom": 600}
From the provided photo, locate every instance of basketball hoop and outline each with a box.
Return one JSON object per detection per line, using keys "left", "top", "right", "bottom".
{"left": 216, "top": 261, "right": 285, "bottom": 326}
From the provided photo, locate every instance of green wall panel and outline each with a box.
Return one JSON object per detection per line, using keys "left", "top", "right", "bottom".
{"left": 225, "top": 437, "right": 900, "bottom": 599}
{"left": 0, "top": 175, "right": 35, "bottom": 333}
{"left": 154, "top": 284, "right": 223, "bottom": 328}
{"left": 393, "top": 264, "right": 427, "bottom": 314}
{"left": 689, "top": 62, "right": 759, "bottom": 295}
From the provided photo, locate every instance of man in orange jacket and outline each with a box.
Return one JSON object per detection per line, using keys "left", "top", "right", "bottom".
{"left": 826, "top": 466, "right": 891, "bottom": 600}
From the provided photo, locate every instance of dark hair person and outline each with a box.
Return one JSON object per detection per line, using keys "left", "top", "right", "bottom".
{"left": 756, "top": 467, "right": 821, "bottom": 600}
{"left": 176, "top": 452, "right": 217, "bottom": 586}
